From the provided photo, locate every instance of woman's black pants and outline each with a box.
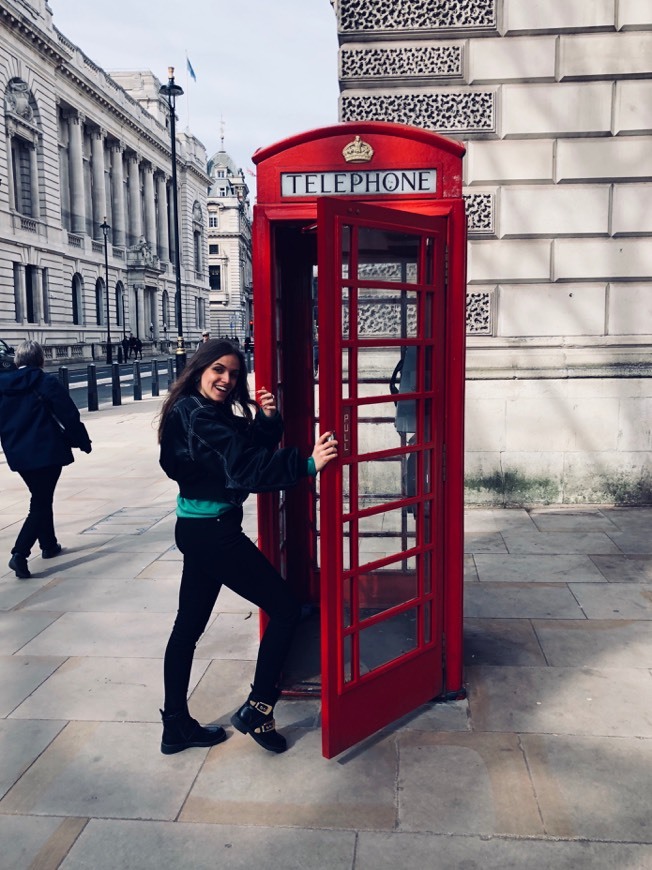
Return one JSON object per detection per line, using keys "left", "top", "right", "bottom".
{"left": 163, "top": 509, "right": 301, "bottom": 715}
{"left": 13, "top": 465, "right": 62, "bottom": 557}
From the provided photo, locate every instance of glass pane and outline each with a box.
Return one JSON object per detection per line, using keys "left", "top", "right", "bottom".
{"left": 341, "top": 225, "right": 351, "bottom": 280}
{"left": 342, "top": 286, "right": 349, "bottom": 340}
{"left": 358, "top": 346, "right": 418, "bottom": 398}
{"left": 358, "top": 563, "right": 418, "bottom": 620}
{"left": 357, "top": 227, "right": 420, "bottom": 284}
{"left": 357, "top": 506, "right": 417, "bottom": 565}
{"left": 357, "top": 403, "right": 423, "bottom": 456}
{"left": 343, "top": 576, "right": 352, "bottom": 628}
{"left": 424, "top": 600, "right": 432, "bottom": 644}
{"left": 358, "top": 289, "right": 418, "bottom": 339}
{"left": 359, "top": 607, "right": 418, "bottom": 674}
{"left": 343, "top": 633, "right": 353, "bottom": 683}
{"left": 341, "top": 347, "right": 350, "bottom": 399}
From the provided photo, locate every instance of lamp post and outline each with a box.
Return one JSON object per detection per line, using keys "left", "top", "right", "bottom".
{"left": 159, "top": 67, "right": 185, "bottom": 376}
{"left": 121, "top": 290, "right": 126, "bottom": 341}
{"left": 100, "top": 217, "right": 112, "bottom": 364}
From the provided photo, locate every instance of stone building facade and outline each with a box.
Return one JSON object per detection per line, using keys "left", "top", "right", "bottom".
{"left": 206, "top": 149, "right": 252, "bottom": 342}
{"left": 0, "top": 0, "right": 210, "bottom": 362}
{"left": 331, "top": 0, "right": 652, "bottom": 504}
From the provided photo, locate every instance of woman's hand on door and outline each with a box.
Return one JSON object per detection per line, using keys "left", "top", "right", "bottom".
{"left": 312, "top": 432, "right": 338, "bottom": 472}
{"left": 256, "top": 387, "right": 277, "bottom": 418}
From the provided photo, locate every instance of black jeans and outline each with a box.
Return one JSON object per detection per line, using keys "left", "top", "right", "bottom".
{"left": 13, "top": 465, "right": 62, "bottom": 557}
{"left": 163, "top": 509, "right": 301, "bottom": 715}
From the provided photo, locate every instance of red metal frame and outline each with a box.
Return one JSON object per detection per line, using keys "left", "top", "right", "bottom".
{"left": 251, "top": 122, "right": 466, "bottom": 759}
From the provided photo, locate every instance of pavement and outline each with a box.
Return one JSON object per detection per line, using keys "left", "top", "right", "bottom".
{"left": 0, "top": 394, "right": 651, "bottom": 869}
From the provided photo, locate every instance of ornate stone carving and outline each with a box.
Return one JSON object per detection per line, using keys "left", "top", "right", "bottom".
{"left": 341, "top": 91, "right": 495, "bottom": 134}
{"left": 5, "top": 80, "right": 34, "bottom": 121}
{"left": 466, "top": 291, "right": 493, "bottom": 335}
{"left": 341, "top": 44, "right": 464, "bottom": 80}
{"left": 338, "top": 0, "right": 497, "bottom": 33}
{"left": 465, "top": 192, "right": 495, "bottom": 236}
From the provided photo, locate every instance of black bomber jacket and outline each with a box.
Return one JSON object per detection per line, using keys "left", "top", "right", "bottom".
{"left": 159, "top": 393, "right": 309, "bottom": 505}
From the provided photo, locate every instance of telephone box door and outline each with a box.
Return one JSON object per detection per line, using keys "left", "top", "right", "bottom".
{"left": 318, "top": 197, "right": 449, "bottom": 759}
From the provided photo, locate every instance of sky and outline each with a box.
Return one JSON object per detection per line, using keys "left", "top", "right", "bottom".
{"left": 50, "top": 0, "right": 340, "bottom": 189}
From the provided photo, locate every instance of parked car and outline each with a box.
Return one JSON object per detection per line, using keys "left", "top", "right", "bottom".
{"left": 0, "top": 339, "right": 16, "bottom": 371}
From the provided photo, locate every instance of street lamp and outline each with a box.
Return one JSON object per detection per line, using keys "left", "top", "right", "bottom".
{"left": 159, "top": 66, "right": 185, "bottom": 376}
{"left": 100, "top": 217, "right": 112, "bottom": 364}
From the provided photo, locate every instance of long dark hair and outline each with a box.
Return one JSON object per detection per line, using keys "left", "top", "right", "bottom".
{"left": 157, "top": 340, "right": 255, "bottom": 443}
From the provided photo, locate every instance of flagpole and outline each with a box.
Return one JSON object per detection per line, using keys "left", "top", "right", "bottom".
{"left": 184, "top": 50, "right": 191, "bottom": 130}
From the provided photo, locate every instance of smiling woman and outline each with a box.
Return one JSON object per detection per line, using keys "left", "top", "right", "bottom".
{"left": 155, "top": 339, "right": 338, "bottom": 756}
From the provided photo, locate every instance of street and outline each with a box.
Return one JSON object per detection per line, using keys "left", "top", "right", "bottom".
{"left": 65, "top": 361, "right": 171, "bottom": 409}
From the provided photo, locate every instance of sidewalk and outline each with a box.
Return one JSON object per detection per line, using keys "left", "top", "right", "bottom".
{"left": 0, "top": 397, "right": 651, "bottom": 869}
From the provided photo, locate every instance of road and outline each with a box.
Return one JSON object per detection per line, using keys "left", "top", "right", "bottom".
{"left": 64, "top": 360, "right": 172, "bottom": 409}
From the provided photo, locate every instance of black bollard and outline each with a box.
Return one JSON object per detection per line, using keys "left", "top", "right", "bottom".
{"left": 133, "top": 360, "right": 142, "bottom": 401}
{"left": 151, "top": 360, "right": 160, "bottom": 397}
{"left": 117, "top": 345, "right": 124, "bottom": 364}
{"left": 111, "top": 362, "right": 122, "bottom": 406}
{"left": 167, "top": 358, "right": 174, "bottom": 390}
{"left": 87, "top": 364, "right": 98, "bottom": 411}
{"left": 58, "top": 366, "right": 69, "bottom": 391}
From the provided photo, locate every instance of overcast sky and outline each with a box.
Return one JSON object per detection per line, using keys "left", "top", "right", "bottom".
{"left": 50, "top": 0, "right": 340, "bottom": 185}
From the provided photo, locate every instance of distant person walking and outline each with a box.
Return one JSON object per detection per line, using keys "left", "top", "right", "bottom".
{"left": 0, "top": 341, "right": 92, "bottom": 579}
{"left": 134, "top": 337, "right": 143, "bottom": 360}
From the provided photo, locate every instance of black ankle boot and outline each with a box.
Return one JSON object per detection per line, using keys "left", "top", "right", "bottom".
{"left": 160, "top": 709, "right": 227, "bottom": 755}
{"left": 9, "top": 553, "right": 30, "bottom": 579}
{"left": 230, "top": 691, "right": 287, "bottom": 753}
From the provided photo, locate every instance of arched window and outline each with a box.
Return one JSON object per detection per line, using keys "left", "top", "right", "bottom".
{"left": 115, "top": 281, "right": 125, "bottom": 327}
{"left": 72, "top": 273, "right": 84, "bottom": 325}
{"left": 95, "top": 277, "right": 105, "bottom": 325}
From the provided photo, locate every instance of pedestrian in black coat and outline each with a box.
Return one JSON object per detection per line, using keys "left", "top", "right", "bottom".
{"left": 0, "top": 341, "right": 92, "bottom": 578}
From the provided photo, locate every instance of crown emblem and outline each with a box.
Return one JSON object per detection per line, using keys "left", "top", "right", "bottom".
{"left": 342, "top": 135, "right": 374, "bottom": 163}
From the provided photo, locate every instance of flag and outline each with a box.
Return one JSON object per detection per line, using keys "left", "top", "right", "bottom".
{"left": 186, "top": 56, "right": 197, "bottom": 81}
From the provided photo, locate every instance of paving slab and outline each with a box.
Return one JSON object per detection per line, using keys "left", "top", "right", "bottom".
{"left": 195, "top": 611, "right": 260, "bottom": 661}
{"left": 474, "top": 553, "right": 606, "bottom": 583}
{"left": 465, "top": 582, "right": 586, "bottom": 619}
{"left": 180, "top": 726, "right": 397, "bottom": 830}
{"left": 0, "top": 721, "right": 206, "bottom": 820}
{"left": 502, "top": 531, "right": 621, "bottom": 555}
{"left": 464, "top": 618, "right": 547, "bottom": 666}
{"left": 0, "top": 815, "right": 85, "bottom": 870}
{"left": 528, "top": 507, "right": 619, "bottom": 532}
{"left": 61, "top": 819, "right": 357, "bottom": 870}
{"left": 0, "top": 655, "right": 66, "bottom": 717}
{"left": 17, "top": 611, "right": 178, "bottom": 658}
{"left": 356, "top": 831, "right": 652, "bottom": 870}
{"left": 0, "top": 718, "right": 65, "bottom": 799}
{"left": 533, "top": 618, "right": 652, "bottom": 668}
{"left": 569, "top": 581, "right": 652, "bottom": 619}
{"left": 522, "top": 733, "right": 652, "bottom": 842}
{"left": 9, "top": 656, "right": 207, "bottom": 722}
{"left": 16, "top": 575, "right": 180, "bottom": 613}
{"left": 591, "top": 554, "right": 652, "bottom": 582}
{"left": 463, "top": 532, "right": 507, "bottom": 554}
{"left": 467, "top": 665, "right": 652, "bottom": 737}
{"left": 0, "top": 610, "right": 61, "bottom": 653}
{"left": 396, "top": 731, "right": 543, "bottom": 836}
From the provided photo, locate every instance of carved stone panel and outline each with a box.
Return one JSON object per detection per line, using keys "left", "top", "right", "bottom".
{"left": 341, "top": 44, "right": 464, "bottom": 80}
{"left": 338, "top": 0, "right": 498, "bottom": 34}
{"left": 341, "top": 91, "right": 496, "bottom": 135}
{"left": 466, "top": 290, "right": 493, "bottom": 335}
{"left": 465, "top": 192, "right": 495, "bottom": 236}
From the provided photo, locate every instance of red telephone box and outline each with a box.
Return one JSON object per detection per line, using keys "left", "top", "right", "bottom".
{"left": 251, "top": 122, "right": 466, "bottom": 759}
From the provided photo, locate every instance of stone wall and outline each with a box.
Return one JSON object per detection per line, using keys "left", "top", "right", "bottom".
{"left": 333, "top": 0, "right": 652, "bottom": 504}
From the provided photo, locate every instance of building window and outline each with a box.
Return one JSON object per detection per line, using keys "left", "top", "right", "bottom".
{"left": 42, "top": 267, "right": 50, "bottom": 324}
{"left": 194, "top": 230, "right": 202, "bottom": 272}
{"left": 195, "top": 296, "right": 206, "bottom": 329}
{"left": 209, "top": 265, "right": 221, "bottom": 290}
{"left": 209, "top": 244, "right": 219, "bottom": 255}
{"left": 208, "top": 212, "right": 218, "bottom": 228}
{"left": 115, "top": 283, "right": 124, "bottom": 327}
{"left": 72, "top": 273, "right": 83, "bottom": 325}
{"left": 95, "top": 278, "right": 104, "bottom": 325}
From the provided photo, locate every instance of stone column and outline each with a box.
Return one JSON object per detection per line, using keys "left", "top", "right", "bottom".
{"left": 14, "top": 263, "right": 27, "bottom": 323}
{"left": 90, "top": 128, "right": 106, "bottom": 238}
{"left": 134, "top": 282, "right": 145, "bottom": 338}
{"left": 109, "top": 143, "right": 126, "bottom": 247}
{"left": 67, "top": 112, "right": 86, "bottom": 235}
{"left": 126, "top": 152, "right": 142, "bottom": 246}
{"left": 156, "top": 173, "right": 169, "bottom": 261}
{"left": 143, "top": 162, "right": 157, "bottom": 249}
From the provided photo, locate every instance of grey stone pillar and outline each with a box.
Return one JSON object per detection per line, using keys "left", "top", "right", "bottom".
{"left": 110, "top": 143, "right": 126, "bottom": 247}
{"left": 14, "top": 263, "right": 27, "bottom": 323}
{"left": 29, "top": 141, "right": 40, "bottom": 219}
{"left": 143, "top": 162, "right": 157, "bottom": 249}
{"left": 156, "top": 173, "right": 169, "bottom": 261}
{"left": 67, "top": 113, "right": 86, "bottom": 235}
{"left": 90, "top": 128, "right": 106, "bottom": 238}
{"left": 126, "top": 152, "right": 142, "bottom": 246}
